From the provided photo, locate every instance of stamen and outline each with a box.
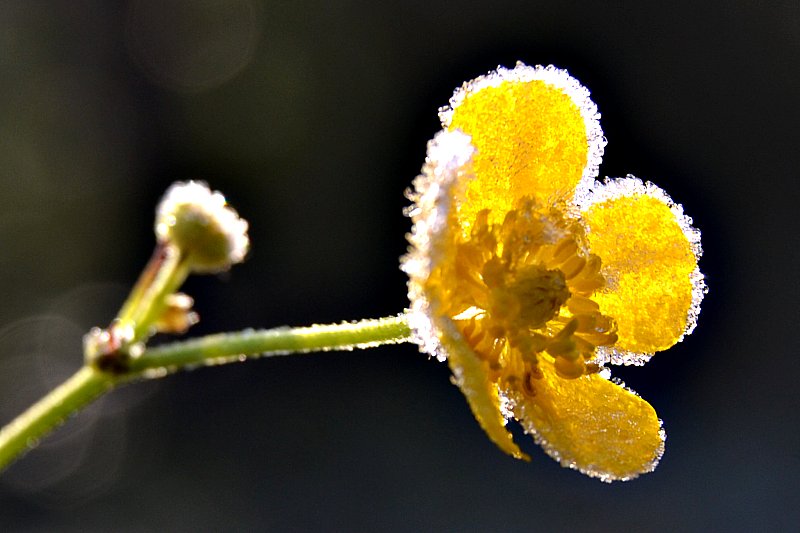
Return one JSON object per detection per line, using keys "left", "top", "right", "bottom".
{"left": 445, "top": 195, "right": 620, "bottom": 383}
{"left": 559, "top": 254, "right": 587, "bottom": 279}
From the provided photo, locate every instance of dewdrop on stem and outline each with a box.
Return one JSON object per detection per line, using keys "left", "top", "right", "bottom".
{"left": 155, "top": 181, "right": 250, "bottom": 273}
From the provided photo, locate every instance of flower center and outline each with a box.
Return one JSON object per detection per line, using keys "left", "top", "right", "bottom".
{"left": 447, "top": 197, "right": 619, "bottom": 385}
{"left": 485, "top": 262, "right": 570, "bottom": 331}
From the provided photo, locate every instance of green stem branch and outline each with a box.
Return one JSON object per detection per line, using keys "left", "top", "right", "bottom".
{"left": 0, "top": 314, "right": 413, "bottom": 473}
{"left": 0, "top": 367, "right": 114, "bottom": 473}
{"left": 117, "top": 244, "right": 192, "bottom": 342}
{"left": 128, "top": 314, "right": 412, "bottom": 375}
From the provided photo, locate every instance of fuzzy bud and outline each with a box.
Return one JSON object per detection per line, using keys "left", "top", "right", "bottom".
{"left": 155, "top": 181, "right": 249, "bottom": 272}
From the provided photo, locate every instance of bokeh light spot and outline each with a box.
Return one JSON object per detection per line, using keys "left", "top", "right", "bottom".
{"left": 126, "top": 0, "right": 261, "bottom": 93}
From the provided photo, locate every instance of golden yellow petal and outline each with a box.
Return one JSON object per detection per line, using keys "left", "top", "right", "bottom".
{"left": 582, "top": 178, "right": 705, "bottom": 355}
{"left": 403, "top": 130, "right": 478, "bottom": 361}
{"left": 441, "top": 64, "right": 604, "bottom": 233}
{"left": 402, "top": 130, "right": 526, "bottom": 460}
{"left": 442, "top": 327, "right": 528, "bottom": 460}
{"left": 508, "top": 362, "right": 664, "bottom": 481}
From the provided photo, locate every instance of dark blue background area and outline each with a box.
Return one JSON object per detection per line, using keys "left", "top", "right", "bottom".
{"left": 0, "top": 1, "right": 797, "bottom": 530}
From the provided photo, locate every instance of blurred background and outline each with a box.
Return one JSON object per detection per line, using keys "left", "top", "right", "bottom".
{"left": 0, "top": 1, "right": 797, "bottom": 530}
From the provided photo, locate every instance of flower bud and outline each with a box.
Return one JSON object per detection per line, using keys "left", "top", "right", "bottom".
{"left": 155, "top": 181, "right": 249, "bottom": 272}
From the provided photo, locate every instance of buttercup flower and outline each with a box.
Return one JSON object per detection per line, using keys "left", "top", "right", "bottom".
{"left": 402, "top": 63, "right": 706, "bottom": 481}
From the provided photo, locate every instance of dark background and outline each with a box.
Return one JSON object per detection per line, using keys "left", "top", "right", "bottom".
{"left": 0, "top": 1, "right": 797, "bottom": 530}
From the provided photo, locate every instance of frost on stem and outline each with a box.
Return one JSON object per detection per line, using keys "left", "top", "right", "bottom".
{"left": 155, "top": 181, "right": 250, "bottom": 273}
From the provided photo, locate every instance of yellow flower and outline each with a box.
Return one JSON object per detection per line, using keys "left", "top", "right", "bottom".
{"left": 402, "top": 63, "right": 706, "bottom": 481}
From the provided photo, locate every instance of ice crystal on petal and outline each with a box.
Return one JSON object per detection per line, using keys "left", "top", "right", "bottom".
{"left": 402, "top": 130, "right": 477, "bottom": 362}
{"left": 440, "top": 63, "right": 606, "bottom": 212}
{"left": 580, "top": 176, "right": 706, "bottom": 362}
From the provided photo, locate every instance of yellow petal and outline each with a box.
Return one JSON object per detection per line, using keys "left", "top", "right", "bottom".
{"left": 403, "top": 130, "right": 526, "bottom": 460}
{"left": 443, "top": 327, "right": 528, "bottom": 460}
{"left": 507, "top": 362, "right": 664, "bottom": 481}
{"left": 441, "top": 63, "right": 604, "bottom": 232}
{"left": 581, "top": 177, "right": 705, "bottom": 355}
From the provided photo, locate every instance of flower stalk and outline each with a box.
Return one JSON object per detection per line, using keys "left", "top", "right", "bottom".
{"left": 0, "top": 180, "right": 411, "bottom": 474}
{"left": 127, "top": 314, "right": 412, "bottom": 375}
{"left": 0, "top": 315, "right": 412, "bottom": 473}
{"left": 116, "top": 243, "right": 193, "bottom": 342}
{"left": 0, "top": 367, "right": 112, "bottom": 473}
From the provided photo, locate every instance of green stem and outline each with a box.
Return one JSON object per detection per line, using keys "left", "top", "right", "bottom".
{"left": 0, "top": 367, "right": 114, "bottom": 473}
{"left": 131, "top": 254, "right": 191, "bottom": 341}
{"left": 116, "top": 246, "right": 168, "bottom": 325}
{"left": 128, "top": 314, "right": 412, "bottom": 375}
{"left": 116, "top": 243, "right": 192, "bottom": 342}
{"left": 0, "top": 314, "right": 413, "bottom": 473}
